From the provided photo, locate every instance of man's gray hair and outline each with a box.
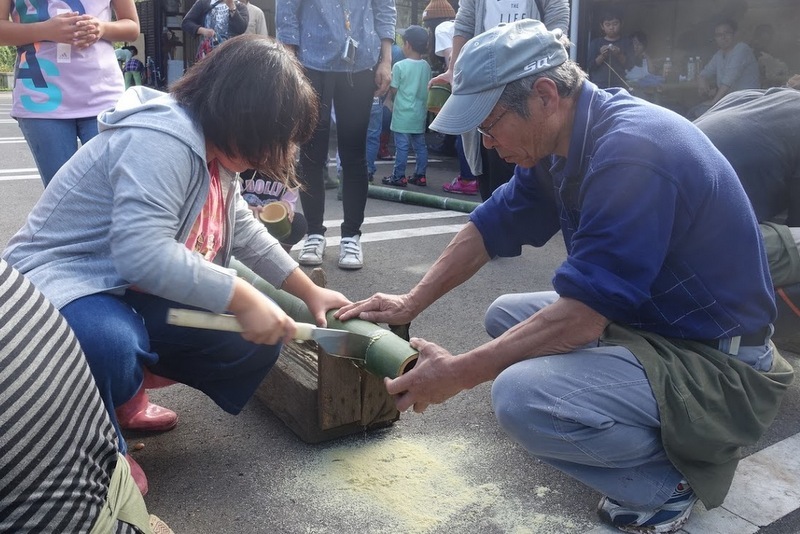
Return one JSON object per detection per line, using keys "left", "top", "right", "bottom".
{"left": 497, "top": 60, "right": 587, "bottom": 119}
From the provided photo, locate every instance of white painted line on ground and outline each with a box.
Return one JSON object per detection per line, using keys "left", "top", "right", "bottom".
{"left": 0, "top": 168, "right": 38, "bottom": 181}
{"left": 0, "top": 119, "right": 18, "bottom": 124}
{"left": 583, "top": 431, "right": 800, "bottom": 533}
{"left": 290, "top": 224, "right": 465, "bottom": 251}
{"left": 325, "top": 210, "right": 468, "bottom": 228}
{"left": 325, "top": 158, "right": 444, "bottom": 166}
{"left": 0, "top": 167, "right": 37, "bottom": 174}
{"left": 0, "top": 137, "right": 26, "bottom": 144}
{"left": 0, "top": 174, "right": 39, "bottom": 182}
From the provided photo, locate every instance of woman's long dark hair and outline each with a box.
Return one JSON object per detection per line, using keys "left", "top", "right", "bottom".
{"left": 170, "top": 35, "right": 318, "bottom": 185}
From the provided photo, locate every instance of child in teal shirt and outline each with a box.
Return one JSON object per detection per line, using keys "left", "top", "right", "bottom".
{"left": 382, "top": 26, "right": 431, "bottom": 187}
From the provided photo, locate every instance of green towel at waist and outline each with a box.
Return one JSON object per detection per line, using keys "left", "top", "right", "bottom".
{"left": 602, "top": 323, "right": 794, "bottom": 508}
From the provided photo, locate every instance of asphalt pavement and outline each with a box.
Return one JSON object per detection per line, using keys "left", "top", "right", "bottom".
{"left": 2, "top": 92, "right": 800, "bottom": 534}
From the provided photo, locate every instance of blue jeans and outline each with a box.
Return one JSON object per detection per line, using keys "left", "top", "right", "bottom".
{"left": 486, "top": 291, "right": 683, "bottom": 509}
{"left": 392, "top": 131, "right": 427, "bottom": 178}
{"left": 17, "top": 116, "right": 100, "bottom": 187}
{"left": 366, "top": 96, "right": 382, "bottom": 176}
{"left": 60, "top": 291, "right": 281, "bottom": 454}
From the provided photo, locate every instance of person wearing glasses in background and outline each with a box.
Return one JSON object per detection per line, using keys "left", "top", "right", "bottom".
{"left": 692, "top": 18, "right": 759, "bottom": 117}
{"left": 337, "top": 20, "right": 792, "bottom": 534}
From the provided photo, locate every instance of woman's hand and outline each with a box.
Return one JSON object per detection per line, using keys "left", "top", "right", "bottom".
{"left": 198, "top": 27, "right": 216, "bottom": 38}
{"left": 305, "top": 287, "right": 351, "bottom": 327}
{"left": 72, "top": 16, "right": 103, "bottom": 48}
{"left": 45, "top": 12, "right": 89, "bottom": 44}
{"left": 228, "top": 278, "right": 295, "bottom": 345}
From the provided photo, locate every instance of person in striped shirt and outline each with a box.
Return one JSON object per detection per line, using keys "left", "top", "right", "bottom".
{"left": 0, "top": 259, "right": 172, "bottom": 534}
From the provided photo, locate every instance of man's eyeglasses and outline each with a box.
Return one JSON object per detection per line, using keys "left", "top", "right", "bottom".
{"left": 477, "top": 108, "right": 510, "bottom": 140}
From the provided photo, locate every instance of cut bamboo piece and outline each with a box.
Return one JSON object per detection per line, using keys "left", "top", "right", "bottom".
{"left": 230, "top": 259, "right": 418, "bottom": 378}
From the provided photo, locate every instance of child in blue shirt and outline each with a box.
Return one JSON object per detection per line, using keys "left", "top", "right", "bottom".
{"left": 382, "top": 26, "right": 432, "bottom": 187}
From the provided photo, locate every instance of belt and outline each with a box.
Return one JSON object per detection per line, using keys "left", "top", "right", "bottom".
{"left": 694, "top": 326, "right": 771, "bottom": 356}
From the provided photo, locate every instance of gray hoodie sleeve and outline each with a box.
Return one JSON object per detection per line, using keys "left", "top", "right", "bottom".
{"left": 106, "top": 128, "right": 238, "bottom": 313}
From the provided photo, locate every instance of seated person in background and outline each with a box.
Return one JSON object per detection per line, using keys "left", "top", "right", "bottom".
{"left": 588, "top": 8, "right": 634, "bottom": 89}
{"left": 625, "top": 31, "right": 657, "bottom": 83}
{"left": 693, "top": 86, "right": 800, "bottom": 343}
{"left": 0, "top": 259, "right": 172, "bottom": 534}
{"left": 696, "top": 19, "right": 760, "bottom": 112}
{"left": 240, "top": 168, "right": 308, "bottom": 252}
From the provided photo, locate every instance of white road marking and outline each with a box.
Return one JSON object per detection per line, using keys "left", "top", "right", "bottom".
{"left": 291, "top": 224, "right": 466, "bottom": 251}
{"left": 327, "top": 211, "right": 468, "bottom": 227}
{"left": 0, "top": 168, "right": 39, "bottom": 181}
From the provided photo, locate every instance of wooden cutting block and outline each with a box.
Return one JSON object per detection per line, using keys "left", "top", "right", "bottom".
{"left": 253, "top": 268, "right": 403, "bottom": 443}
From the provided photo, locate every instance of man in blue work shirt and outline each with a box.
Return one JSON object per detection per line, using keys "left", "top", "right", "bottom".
{"left": 336, "top": 20, "right": 793, "bottom": 534}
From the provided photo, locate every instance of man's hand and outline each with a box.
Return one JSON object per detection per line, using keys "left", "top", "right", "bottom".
{"left": 334, "top": 292, "right": 418, "bottom": 325}
{"left": 384, "top": 337, "right": 465, "bottom": 413}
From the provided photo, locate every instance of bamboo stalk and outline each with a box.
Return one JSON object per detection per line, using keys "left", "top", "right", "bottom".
{"left": 368, "top": 184, "right": 480, "bottom": 213}
{"left": 231, "top": 259, "right": 418, "bottom": 378}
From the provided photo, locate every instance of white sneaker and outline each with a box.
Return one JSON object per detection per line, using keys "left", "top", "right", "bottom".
{"left": 338, "top": 235, "right": 363, "bottom": 270}
{"left": 298, "top": 234, "right": 326, "bottom": 266}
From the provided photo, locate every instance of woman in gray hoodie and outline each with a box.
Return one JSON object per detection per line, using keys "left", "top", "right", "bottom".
{"left": 3, "top": 35, "right": 350, "bottom": 496}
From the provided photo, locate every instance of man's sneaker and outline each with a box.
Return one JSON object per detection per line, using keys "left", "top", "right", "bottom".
{"left": 382, "top": 175, "right": 407, "bottom": 187}
{"left": 338, "top": 235, "right": 363, "bottom": 270}
{"left": 597, "top": 480, "right": 698, "bottom": 533}
{"left": 408, "top": 174, "right": 427, "bottom": 186}
{"left": 442, "top": 176, "right": 478, "bottom": 196}
{"left": 298, "top": 234, "right": 326, "bottom": 266}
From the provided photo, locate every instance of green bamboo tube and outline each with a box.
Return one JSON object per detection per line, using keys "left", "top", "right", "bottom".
{"left": 367, "top": 184, "right": 481, "bottom": 214}
{"left": 231, "top": 259, "right": 418, "bottom": 378}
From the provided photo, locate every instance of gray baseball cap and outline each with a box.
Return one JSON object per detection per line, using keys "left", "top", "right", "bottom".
{"left": 430, "top": 19, "right": 568, "bottom": 135}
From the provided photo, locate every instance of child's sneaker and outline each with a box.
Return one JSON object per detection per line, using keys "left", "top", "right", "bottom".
{"left": 442, "top": 176, "right": 478, "bottom": 195}
{"left": 408, "top": 174, "right": 427, "bottom": 186}
{"left": 382, "top": 175, "right": 407, "bottom": 187}
{"left": 597, "top": 480, "right": 698, "bottom": 533}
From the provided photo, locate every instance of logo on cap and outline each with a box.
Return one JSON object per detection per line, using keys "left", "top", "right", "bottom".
{"left": 523, "top": 52, "right": 561, "bottom": 73}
